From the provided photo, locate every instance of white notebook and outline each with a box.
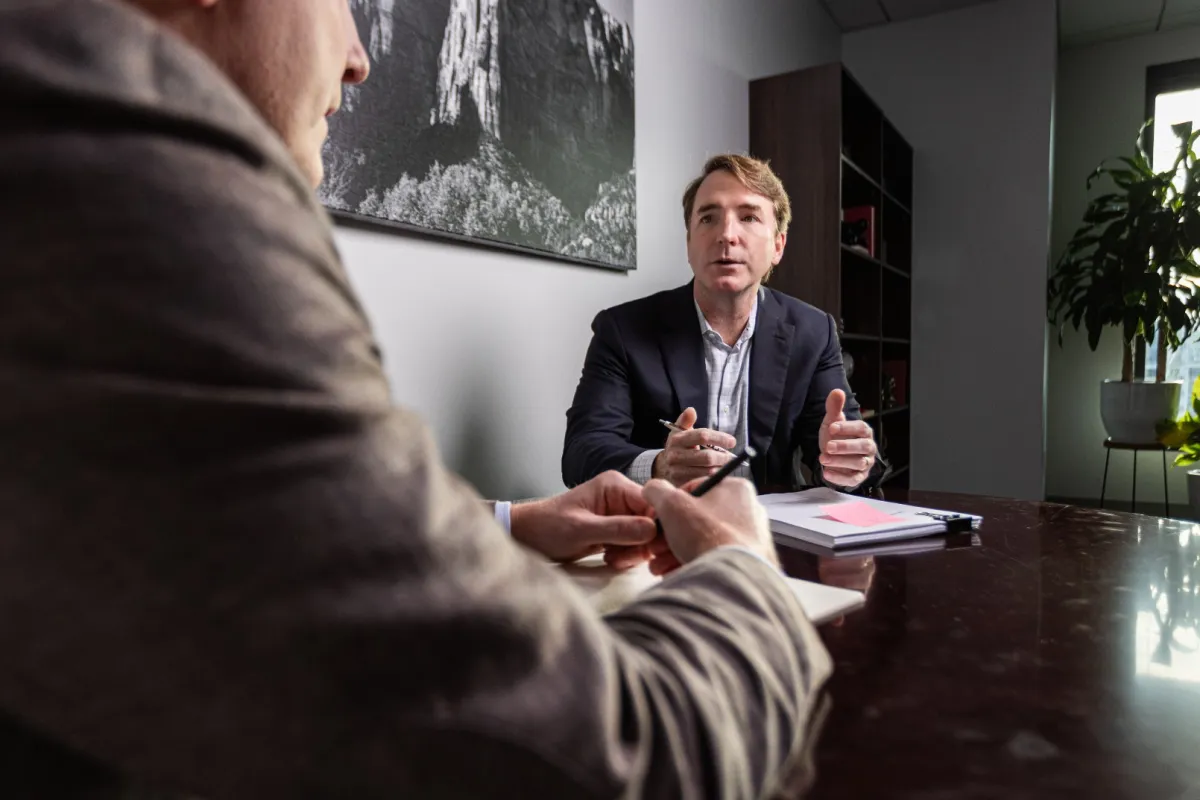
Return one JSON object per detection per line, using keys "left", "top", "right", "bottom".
{"left": 759, "top": 487, "right": 982, "bottom": 549}
{"left": 560, "top": 554, "right": 865, "bottom": 625}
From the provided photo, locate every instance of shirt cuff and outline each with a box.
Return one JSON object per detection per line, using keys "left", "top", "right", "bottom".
{"left": 626, "top": 449, "right": 662, "bottom": 485}
{"left": 494, "top": 500, "right": 512, "bottom": 534}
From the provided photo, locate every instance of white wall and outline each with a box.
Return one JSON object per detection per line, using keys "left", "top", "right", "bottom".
{"left": 336, "top": 0, "right": 841, "bottom": 499}
{"left": 1047, "top": 26, "right": 1200, "bottom": 508}
{"left": 842, "top": 0, "right": 1057, "bottom": 501}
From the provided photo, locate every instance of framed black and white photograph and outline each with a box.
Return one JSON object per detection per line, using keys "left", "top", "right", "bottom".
{"left": 320, "top": 0, "right": 636, "bottom": 271}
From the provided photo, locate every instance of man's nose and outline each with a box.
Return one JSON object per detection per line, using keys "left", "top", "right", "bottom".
{"left": 343, "top": 5, "right": 370, "bottom": 85}
{"left": 718, "top": 215, "right": 740, "bottom": 244}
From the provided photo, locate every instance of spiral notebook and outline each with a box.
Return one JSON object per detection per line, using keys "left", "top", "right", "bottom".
{"left": 759, "top": 487, "right": 982, "bottom": 550}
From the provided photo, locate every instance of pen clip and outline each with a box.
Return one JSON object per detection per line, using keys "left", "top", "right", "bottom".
{"left": 915, "top": 511, "right": 973, "bottom": 533}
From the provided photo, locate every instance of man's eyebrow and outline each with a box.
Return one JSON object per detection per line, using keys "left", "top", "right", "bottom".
{"left": 694, "top": 202, "right": 767, "bottom": 216}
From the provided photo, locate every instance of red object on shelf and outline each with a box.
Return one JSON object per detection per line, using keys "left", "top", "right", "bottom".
{"left": 843, "top": 205, "right": 876, "bottom": 256}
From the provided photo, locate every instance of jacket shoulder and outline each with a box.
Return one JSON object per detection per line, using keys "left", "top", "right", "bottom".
{"left": 763, "top": 287, "right": 833, "bottom": 325}
{"left": 592, "top": 285, "right": 690, "bottom": 338}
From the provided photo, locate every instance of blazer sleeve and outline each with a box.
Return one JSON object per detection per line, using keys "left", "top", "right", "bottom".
{"left": 561, "top": 309, "right": 648, "bottom": 487}
{"left": 793, "top": 312, "right": 888, "bottom": 492}
{"left": 0, "top": 119, "right": 832, "bottom": 796}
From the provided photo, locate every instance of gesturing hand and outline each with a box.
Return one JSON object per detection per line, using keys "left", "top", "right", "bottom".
{"left": 652, "top": 407, "right": 735, "bottom": 487}
{"left": 818, "top": 389, "right": 877, "bottom": 489}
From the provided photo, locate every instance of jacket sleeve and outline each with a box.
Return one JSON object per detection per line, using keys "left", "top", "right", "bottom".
{"left": 0, "top": 119, "right": 832, "bottom": 799}
{"left": 561, "top": 309, "right": 650, "bottom": 487}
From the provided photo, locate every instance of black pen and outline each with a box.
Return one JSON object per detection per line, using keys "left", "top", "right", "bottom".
{"left": 655, "top": 445, "right": 757, "bottom": 534}
{"left": 689, "top": 444, "right": 757, "bottom": 498}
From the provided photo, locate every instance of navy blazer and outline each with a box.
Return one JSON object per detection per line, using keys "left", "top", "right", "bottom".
{"left": 562, "top": 282, "right": 888, "bottom": 493}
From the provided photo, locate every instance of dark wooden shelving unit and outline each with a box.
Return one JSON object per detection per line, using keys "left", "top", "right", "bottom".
{"left": 750, "top": 63, "right": 914, "bottom": 489}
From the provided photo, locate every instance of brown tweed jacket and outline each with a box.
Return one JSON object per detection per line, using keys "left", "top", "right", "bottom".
{"left": 0, "top": 1, "right": 831, "bottom": 797}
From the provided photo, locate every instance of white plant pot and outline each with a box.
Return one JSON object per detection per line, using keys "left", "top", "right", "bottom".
{"left": 1099, "top": 379, "right": 1182, "bottom": 444}
{"left": 1188, "top": 470, "right": 1200, "bottom": 520}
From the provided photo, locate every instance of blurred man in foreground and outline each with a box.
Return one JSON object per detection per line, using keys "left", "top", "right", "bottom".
{"left": 0, "top": 1, "right": 830, "bottom": 796}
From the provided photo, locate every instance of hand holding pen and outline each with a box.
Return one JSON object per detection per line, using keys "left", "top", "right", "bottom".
{"left": 653, "top": 407, "right": 737, "bottom": 487}
{"left": 640, "top": 444, "right": 775, "bottom": 575}
{"left": 606, "top": 444, "right": 767, "bottom": 574}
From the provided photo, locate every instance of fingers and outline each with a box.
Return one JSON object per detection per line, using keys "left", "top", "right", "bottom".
{"left": 823, "top": 437, "right": 877, "bottom": 456}
{"left": 648, "top": 551, "right": 682, "bottom": 576}
{"left": 668, "top": 427, "right": 737, "bottom": 451}
{"left": 674, "top": 406, "right": 698, "bottom": 430}
{"left": 665, "top": 446, "right": 732, "bottom": 470}
{"left": 642, "top": 479, "right": 706, "bottom": 532}
{"left": 593, "top": 470, "right": 656, "bottom": 516}
{"left": 604, "top": 544, "right": 652, "bottom": 570}
{"left": 822, "top": 466, "right": 872, "bottom": 488}
{"left": 583, "top": 513, "right": 658, "bottom": 547}
{"left": 826, "top": 420, "right": 872, "bottom": 441}
{"left": 820, "top": 453, "right": 875, "bottom": 472}
{"left": 823, "top": 389, "right": 847, "bottom": 424}
{"left": 607, "top": 535, "right": 679, "bottom": 575}
{"left": 647, "top": 535, "right": 673, "bottom": 557}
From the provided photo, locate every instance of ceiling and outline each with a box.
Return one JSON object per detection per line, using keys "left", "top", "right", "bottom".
{"left": 819, "top": 0, "right": 1200, "bottom": 49}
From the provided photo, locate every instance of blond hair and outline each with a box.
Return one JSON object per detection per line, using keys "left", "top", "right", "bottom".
{"left": 681, "top": 154, "right": 792, "bottom": 235}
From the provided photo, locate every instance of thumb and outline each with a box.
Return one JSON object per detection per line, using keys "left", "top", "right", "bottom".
{"left": 824, "top": 389, "right": 847, "bottom": 425}
{"left": 674, "top": 406, "right": 697, "bottom": 431}
{"left": 643, "top": 478, "right": 705, "bottom": 533}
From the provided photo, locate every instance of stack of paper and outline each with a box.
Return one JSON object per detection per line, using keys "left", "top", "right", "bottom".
{"left": 758, "top": 487, "right": 982, "bottom": 549}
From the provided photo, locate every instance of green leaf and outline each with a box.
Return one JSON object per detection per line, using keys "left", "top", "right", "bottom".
{"left": 1119, "top": 156, "right": 1154, "bottom": 177}
{"left": 1176, "top": 449, "right": 1200, "bottom": 467}
{"left": 1083, "top": 206, "right": 1124, "bottom": 225}
{"left": 1159, "top": 420, "right": 1196, "bottom": 447}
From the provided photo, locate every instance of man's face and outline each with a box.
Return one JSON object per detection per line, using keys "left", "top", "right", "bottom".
{"left": 686, "top": 170, "right": 785, "bottom": 298}
{"left": 200, "top": 0, "right": 369, "bottom": 187}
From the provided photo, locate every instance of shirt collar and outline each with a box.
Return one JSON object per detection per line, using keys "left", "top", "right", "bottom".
{"left": 695, "top": 287, "right": 761, "bottom": 348}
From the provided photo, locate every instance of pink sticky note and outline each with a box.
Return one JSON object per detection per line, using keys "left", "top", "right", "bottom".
{"left": 820, "top": 502, "right": 905, "bottom": 527}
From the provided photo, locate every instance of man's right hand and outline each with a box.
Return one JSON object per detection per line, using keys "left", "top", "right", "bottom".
{"left": 652, "top": 407, "right": 736, "bottom": 487}
{"left": 640, "top": 475, "right": 779, "bottom": 575}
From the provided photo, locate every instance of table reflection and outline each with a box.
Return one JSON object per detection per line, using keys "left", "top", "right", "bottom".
{"left": 781, "top": 492, "right": 1200, "bottom": 800}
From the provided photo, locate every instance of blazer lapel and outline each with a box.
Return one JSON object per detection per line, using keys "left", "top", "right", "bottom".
{"left": 748, "top": 290, "right": 795, "bottom": 457}
{"left": 659, "top": 284, "right": 710, "bottom": 427}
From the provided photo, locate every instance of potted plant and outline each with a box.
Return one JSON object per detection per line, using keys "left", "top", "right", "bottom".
{"left": 1158, "top": 376, "right": 1200, "bottom": 517}
{"left": 1048, "top": 121, "right": 1200, "bottom": 443}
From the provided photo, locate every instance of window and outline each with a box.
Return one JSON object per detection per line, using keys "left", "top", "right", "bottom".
{"left": 1142, "top": 58, "right": 1200, "bottom": 415}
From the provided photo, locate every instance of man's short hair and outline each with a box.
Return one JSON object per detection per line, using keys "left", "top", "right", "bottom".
{"left": 681, "top": 154, "right": 792, "bottom": 236}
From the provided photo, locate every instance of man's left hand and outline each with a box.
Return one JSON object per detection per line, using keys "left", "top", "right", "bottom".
{"left": 818, "top": 389, "right": 877, "bottom": 489}
{"left": 510, "top": 471, "right": 658, "bottom": 563}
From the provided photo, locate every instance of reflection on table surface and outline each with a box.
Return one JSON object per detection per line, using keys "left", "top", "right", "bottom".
{"left": 776, "top": 490, "right": 1200, "bottom": 800}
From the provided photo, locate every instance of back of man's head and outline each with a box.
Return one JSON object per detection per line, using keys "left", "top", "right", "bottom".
{"left": 121, "top": 0, "right": 370, "bottom": 188}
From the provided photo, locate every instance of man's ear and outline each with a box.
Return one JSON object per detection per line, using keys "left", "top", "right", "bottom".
{"left": 772, "top": 231, "right": 787, "bottom": 265}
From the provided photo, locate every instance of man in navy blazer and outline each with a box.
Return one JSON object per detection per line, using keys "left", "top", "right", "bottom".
{"left": 563, "top": 154, "right": 889, "bottom": 495}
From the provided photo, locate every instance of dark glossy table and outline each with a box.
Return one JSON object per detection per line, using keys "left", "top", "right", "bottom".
{"left": 778, "top": 491, "right": 1200, "bottom": 800}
